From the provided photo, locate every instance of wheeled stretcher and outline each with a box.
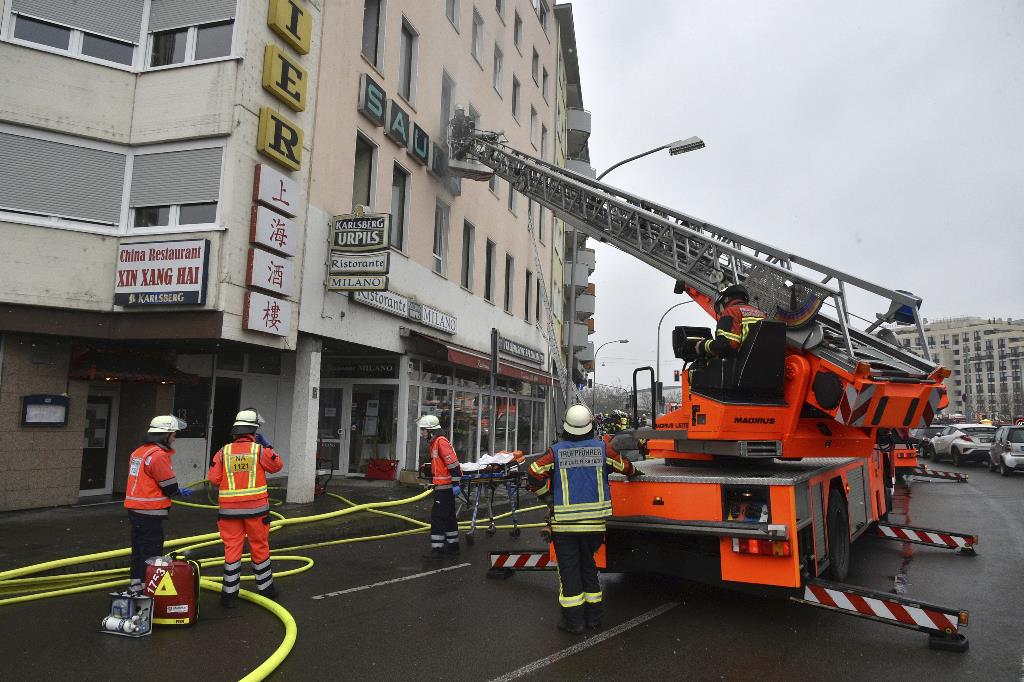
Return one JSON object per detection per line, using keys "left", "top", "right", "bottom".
{"left": 456, "top": 454, "right": 526, "bottom": 543}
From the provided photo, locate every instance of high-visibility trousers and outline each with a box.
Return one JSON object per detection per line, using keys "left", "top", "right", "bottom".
{"left": 217, "top": 515, "right": 273, "bottom": 595}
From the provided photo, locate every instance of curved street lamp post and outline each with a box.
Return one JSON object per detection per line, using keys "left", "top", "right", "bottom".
{"left": 593, "top": 339, "right": 629, "bottom": 412}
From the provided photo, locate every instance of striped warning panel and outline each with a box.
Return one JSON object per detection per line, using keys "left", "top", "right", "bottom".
{"left": 875, "top": 523, "right": 977, "bottom": 550}
{"left": 490, "top": 550, "right": 555, "bottom": 570}
{"left": 800, "top": 582, "right": 962, "bottom": 635}
{"left": 910, "top": 466, "right": 968, "bottom": 482}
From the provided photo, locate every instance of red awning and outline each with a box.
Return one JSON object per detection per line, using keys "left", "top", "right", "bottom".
{"left": 409, "top": 332, "right": 553, "bottom": 386}
{"left": 69, "top": 346, "right": 200, "bottom": 384}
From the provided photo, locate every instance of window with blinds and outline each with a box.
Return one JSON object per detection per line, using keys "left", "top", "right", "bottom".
{"left": 10, "top": 0, "right": 143, "bottom": 66}
{"left": 148, "top": 0, "right": 236, "bottom": 68}
{"left": 130, "top": 147, "right": 223, "bottom": 229}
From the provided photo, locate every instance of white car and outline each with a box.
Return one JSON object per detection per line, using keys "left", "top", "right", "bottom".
{"left": 929, "top": 424, "right": 997, "bottom": 466}
{"left": 988, "top": 426, "right": 1024, "bottom": 476}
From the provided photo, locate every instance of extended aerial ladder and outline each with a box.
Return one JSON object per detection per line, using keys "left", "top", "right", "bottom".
{"left": 448, "top": 110, "right": 971, "bottom": 651}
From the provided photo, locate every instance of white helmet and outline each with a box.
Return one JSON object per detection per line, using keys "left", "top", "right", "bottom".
{"left": 148, "top": 415, "right": 187, "bottom": 433}
{"left": 562, "top": 404, "right": 594, "bottom": 436}
{"left": 233, "top": 408, "right": 266, "bottom": 428}
{"left": 417, "top": 414, "right": 441, "bottom": 430}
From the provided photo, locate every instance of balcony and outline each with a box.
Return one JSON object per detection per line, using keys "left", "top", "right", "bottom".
{"left": 566, "top": 158, "right": 596, "bottom": 179}
{"left": 567, "top": 108, "right": 591, "bottom": 136}
{"left": 572, "top": 247, "right": 596, "bottom": 273}
{"left": 562, "top": 322, "right": 590, "bottom": 347}
{"left": 577, "top": 342, "right": 595, "bottom": 363}
{"left": 575, "top": 293, "right": 595, "bottom": 316}
{"left": 569, "top": 262, "right": 590, "bottom": 288}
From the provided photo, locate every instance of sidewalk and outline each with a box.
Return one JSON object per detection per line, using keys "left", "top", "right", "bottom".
{"left": 0, "top": 478, "right": 433, "bottom": 573}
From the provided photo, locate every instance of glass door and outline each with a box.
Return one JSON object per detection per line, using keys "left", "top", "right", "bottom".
{"left": 80, "top": 392, "right": 117, "bottom": 495}
{"left": 348, "top": 384, "right": 398, "bottom": 474}
{"left": 317, "top": 387, "right": 348, "bottom": 473}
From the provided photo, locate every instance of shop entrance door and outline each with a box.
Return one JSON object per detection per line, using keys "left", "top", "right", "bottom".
{"left": 80, "top": 391, "right": 119, "bottom": 495}
{"left": 317, "top": 383, "right": 398, "bottom": 475}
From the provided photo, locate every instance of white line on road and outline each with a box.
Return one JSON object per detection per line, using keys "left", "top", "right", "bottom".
{"left": 489, "top": 601, "right": 679, "bottom": 682}
{"left": 311, "top": 563, "right": 471, "bottom": 600}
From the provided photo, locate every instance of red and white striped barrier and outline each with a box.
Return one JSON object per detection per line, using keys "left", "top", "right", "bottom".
{"left": 874, "top": 522, "right": 977, "bottom": 551}
{"left": 489, "top": 550, "right": 555, "bottom": 570}
{"left": 909, "top": 465, "right": 968, "bottom": 482}
{"left": 796, "top": 580, "right": 967, "bottom": 639}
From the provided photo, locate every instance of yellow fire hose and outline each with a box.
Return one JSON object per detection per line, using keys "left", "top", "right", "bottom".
{"left": 0, "top": 483, "right": 544, "bottom": 681}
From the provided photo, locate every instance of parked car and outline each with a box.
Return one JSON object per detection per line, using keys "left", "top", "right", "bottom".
{"left": 910, "top": 426, "right": 944, "bottom": 459}
{"left": 988, "top": 426, "right": 1024, "bottom": 476}
{"left": 929, "top": 424, "right": 997, "bottom": 466}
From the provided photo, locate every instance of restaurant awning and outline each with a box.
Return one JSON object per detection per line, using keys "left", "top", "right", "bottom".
{"left": 69, "top": 346, "right": 200, "bottom": 384}
{"left": 407, "top": 332, "right": 553, "bottom": 386}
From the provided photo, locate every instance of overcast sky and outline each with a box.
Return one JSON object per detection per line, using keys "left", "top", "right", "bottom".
{"left": 568, "top": 0, "right": 1024, "bottom": 389}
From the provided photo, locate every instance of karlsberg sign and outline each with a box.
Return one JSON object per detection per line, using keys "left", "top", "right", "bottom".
{"left": 327, "top": 208, "right": 391, "bottom": 292}
{"left": 352, "top": 290, "right": 457, "bottom": 335}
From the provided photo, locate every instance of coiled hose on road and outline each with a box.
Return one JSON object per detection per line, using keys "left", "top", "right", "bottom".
{"left": 0, "top": 484, "right": 544, "bottom": 681}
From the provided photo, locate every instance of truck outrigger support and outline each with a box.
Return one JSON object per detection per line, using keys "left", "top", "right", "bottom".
{"left": 873, "top": 522, "right": 978, "bottom": 555}
{"left": 909, "top": 466, "right": 969, "bottom": 482}
{"left": 793, "top": 579, "right": 969, "bottom": 652}
{"left": 487, "top": 549, "right": 555, "bottom": 579}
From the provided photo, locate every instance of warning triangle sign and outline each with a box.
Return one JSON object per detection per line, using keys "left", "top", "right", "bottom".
{"left": 154, "top": 572, "right": 178, "bottom": 596}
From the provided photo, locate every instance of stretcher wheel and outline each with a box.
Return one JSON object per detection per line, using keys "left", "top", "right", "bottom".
{"left": 486, "top": 527, "right": 496, "bottom": 536}
{"left": 510, "top": 528, "right": 521, "bottom": 538}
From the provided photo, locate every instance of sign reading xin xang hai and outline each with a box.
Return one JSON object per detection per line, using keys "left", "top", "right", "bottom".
{"left": 115, "top": 239, "right": 210, "bottom": 306}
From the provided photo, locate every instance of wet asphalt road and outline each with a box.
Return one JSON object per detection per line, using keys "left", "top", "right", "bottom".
{"left": 1, "top": 465, "right": 1021, "bottom": 681}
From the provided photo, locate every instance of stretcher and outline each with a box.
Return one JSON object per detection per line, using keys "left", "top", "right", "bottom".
{"left": 456, "top": 454, "right": 526, "bottom": 543}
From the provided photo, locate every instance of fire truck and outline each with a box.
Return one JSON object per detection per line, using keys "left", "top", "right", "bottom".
{"left": 447, "top": 111, "right": 976, "bottom": 651}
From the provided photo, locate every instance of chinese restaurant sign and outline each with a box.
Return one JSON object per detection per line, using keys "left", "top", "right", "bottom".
{"left": 114, "top": 239, "right": 209, "bottom": 306}
{"left": 244, "top": 291, "right": 293, "bottom": 337}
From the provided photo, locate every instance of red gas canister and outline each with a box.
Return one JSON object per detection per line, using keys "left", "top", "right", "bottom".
{"left": 144, "top": 555, "right": 201, "bottom": 626}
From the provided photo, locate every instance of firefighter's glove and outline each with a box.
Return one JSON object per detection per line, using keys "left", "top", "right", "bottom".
{"left": 540, "top": 525, "right": 552, "bottom": 543}
{"left": 254, "top": 432, "right": 273, "bottom": 448}
{"left": 627, "top": 470, "right": 645, "bottom": 481}
{"left": 694, "top": 339, "right": 706, "bottom": 356}
{"left": 453, "top": 484, "right": 462, "bottom": 498}
{"left": 178, "top": 487, "right": 194, "bottom": 497}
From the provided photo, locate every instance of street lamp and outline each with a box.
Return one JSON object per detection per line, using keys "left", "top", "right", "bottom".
{"left": 596, "top": 136, "right": 705, "bottom": 181}
{"left": 656, "top": 300, "right": 695, "bottom": 395}
{"left": 593, "top": 339, "right": 629, "bottom": 412}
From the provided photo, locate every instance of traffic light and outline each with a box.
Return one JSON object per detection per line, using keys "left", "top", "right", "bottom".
{"left": 587, "top": 378, "right": 593, "bottom": 388}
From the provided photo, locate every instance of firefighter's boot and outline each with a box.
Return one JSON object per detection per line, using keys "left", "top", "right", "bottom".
{"left": 422, "top": 548, "right": 446, "bottom": 560}
{"left": 220, "top": 591, "right": 237, "bottom": 609}
{"left": 584, "top": 602, "right": 603, "bottom": 630}
{"left": 557, "top": 606, "right": 586, "bottom": 635}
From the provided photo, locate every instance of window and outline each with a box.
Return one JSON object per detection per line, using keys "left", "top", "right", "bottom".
{"left": 390, "top": 164, "right": 409, "bottom": 249}
{"left": 542, "top": 67, "right": 549, "bottom": 101}
{"left": 530, "top": 107, "right": 538, "bottom": 147}
{"left": 536, "top": 278, "right": 542, "bottom": 322}
{"left": 541, "top": 125, "right": 548, "bottom": 159}
{"left": 446, "top": 0, "right": 459, "bottom": 28}
{"left": 12, "top": 14, "right": 134, "bottom": 66}
{"left": 398, "top": 20, "right": 418, "bottom": 102}
{"left": 504, "top": 254, "right": 515, "bottom": 312}
{"left": 496, "top": 0, "right": 505, "bottom": 19}
{"left": 361, "top": 0, "right": 384, "bottom": 66}
{"left": 149, "top": 16, "right": 234, "bottom": 67}
{"left": 484, "top": 240, "right": 497, "bottom": 302}
{"left": 512, "top": 76, "right": 521, "bottom": 118}
{"left": 492, "top": 44, "right": 503, "bottom": 94}
{"left": 433, "top": 201, "right": 450, "bottom": 275}
{"left": 130, "top": 147, "right": 222, "bottom": 229}
{"left": 471, "top": 9, "right": 484, "bottom": 63}
{"left": 513, "top": 11, "right": 522, "bottom": 50}
{"left": 461, "top": 221, "right": 475, "bottom": 290}
{"left": 538, "top": 206, "right": 546, "bottom": 242}
{"left": 353, "top": 134, "right": 376, "bottom": 209}
{"left": 538, "top": 0, "right": 549, "bottom": 33}
{"left": 508, "top": 185, "right": 517, "bottom": 215}
{"left": 532, "top": 48, "right": 539, "bottom": 84}
{"left": 440, "top": 72, "right": 456, "bottom": 141}
{"left": 489, "top": 173, "right": 499, "bottom": 194}
{"left": 524, "top": 270, "right": 533, "bottom": 321}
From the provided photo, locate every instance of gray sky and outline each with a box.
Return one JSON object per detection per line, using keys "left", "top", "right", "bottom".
{"left": 569, "top": 0, "right": 1024, "bottom": 388}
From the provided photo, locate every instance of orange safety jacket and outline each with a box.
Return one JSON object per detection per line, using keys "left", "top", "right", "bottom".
{"left": 124, "top": 443, "right": 178, "bottom": 517}
{"left": 702, "top": 302, "right": 768, "bottom": 358}
{"left": 429, "top": 435, "right": 462, "bottom": 489}
{"left": 208, "top": 435, "right": 284, "bottom": 517}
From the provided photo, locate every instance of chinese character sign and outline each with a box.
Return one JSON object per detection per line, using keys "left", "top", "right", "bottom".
{"left": 252, "top": 163, "right": 300, "bottom": 218}
{"left": 250, "top": 206, "right": 298, "bottom": 256}
{"left": 244, "top": 291, "right": 292, "bottom": 337}
{"left": 247, "top": 247, "right": 295, "bottom": 298}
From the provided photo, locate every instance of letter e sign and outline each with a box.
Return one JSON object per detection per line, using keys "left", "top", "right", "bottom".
{"left": 263, "top": 44, "right": 307, "bottom": 111}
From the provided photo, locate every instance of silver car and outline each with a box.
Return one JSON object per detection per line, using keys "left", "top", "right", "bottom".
{"left": 929, "top": 424, "right": 997, "bottom": 466}
{"left": 988, "top": 426, "right": 1024, "bottom": 476}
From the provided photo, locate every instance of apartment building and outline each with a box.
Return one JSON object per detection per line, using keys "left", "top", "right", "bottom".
{"left": 893, "top": 317, "right": 1024, "bottom": 420}
{"left": 0, "top": 0, "right": 589, "bottom": 510}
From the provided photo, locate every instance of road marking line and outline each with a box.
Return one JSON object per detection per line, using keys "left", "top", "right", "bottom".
{"left": 489, "top": 602, "right": 678, "bottom": 682}
{"left": 311, "top": 563, "right": 471, "bottom": 600}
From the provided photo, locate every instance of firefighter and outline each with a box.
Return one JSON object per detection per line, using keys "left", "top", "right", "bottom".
{"left": 695, "top": 284, "right": 767, "bottom": 358}
{"left": 124, "top": 415, "right": 193, "bottom": 594}
{"left": 528, "top": 404, "right": 641, "bottom": 634}
{"left": 419, "top": 414, "right": 462, "bottom": 559}
{"left": 208, "top": 408, "right": 284, "bottom": 607}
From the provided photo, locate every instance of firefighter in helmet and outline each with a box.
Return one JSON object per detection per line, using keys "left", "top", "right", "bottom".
{"left": 528, "top": 404, "right": 642, "bottom": 634}
{"left": 208, "top": 408, "right": 284, "bottom": 606}
{"left": 124, "top": 415, "right": 194, "bottom": 594}
{"left": 695, "top": 284, "right": 767, "bottom": 359}
{"left": 418, "top": 414, "right": 463, "bottom": 559}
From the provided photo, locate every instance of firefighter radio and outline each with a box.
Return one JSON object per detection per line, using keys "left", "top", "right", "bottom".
{"left": 144, "top": 554, "right": 201, "bottom": 626}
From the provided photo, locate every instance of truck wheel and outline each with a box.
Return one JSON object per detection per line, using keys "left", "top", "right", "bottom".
{"left": 826, "top": 492, "right": 850, "bottom": 581}
{"left": 950, "top": 447, "right": 962, "bottom": 467}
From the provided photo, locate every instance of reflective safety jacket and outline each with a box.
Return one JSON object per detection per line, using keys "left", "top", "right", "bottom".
{"left": 430, "top": 435, "right": 462, "bottom": 489}
{"left": 528, "top": 437, "right": 636, "bottom": 533}
{"left": 703, "top": 302, "right": 768, "bottom": 358}
{"left": 208, "top": 435, "right": 284, "bottom": 518}
{"left": 124, "top": 443, "right": 178, "bottom": 517}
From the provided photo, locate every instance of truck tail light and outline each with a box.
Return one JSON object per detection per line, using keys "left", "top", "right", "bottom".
{"left": 731, "top": 537, "right": 791, "bottom": 557}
